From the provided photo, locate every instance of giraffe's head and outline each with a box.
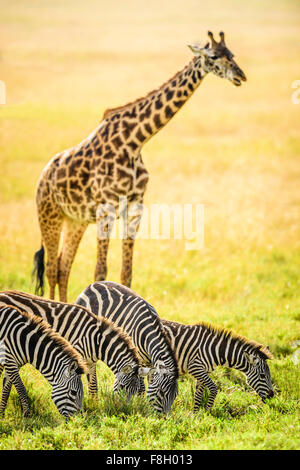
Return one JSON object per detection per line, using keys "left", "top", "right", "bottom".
{"left": 188, "top": 31, "right": 247, "bottom": 87}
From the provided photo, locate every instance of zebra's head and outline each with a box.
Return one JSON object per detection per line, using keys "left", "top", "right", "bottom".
{"left": 51, "top": 361, "right": 84, "bottom": 420}
{"left": 244, "top": 349, "right": 274, "bottom": 402}
{"left": 146, "top": 360, "right": 179, "bottom": 413}
{"left": 114, "top": 364, "right": 150, "bottom": 399}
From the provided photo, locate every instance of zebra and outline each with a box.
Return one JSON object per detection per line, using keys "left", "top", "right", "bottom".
{"left": 0, "top": 305, "right": 86, "bottom": 420}
{"left": 0, "top": 291, "right": 150, "bottom": 399}
{"left": 160, "top": 318, "right": 274, "bottom": 412}
{"left": 76, "top": 281, "right": 179, "bottom": 414}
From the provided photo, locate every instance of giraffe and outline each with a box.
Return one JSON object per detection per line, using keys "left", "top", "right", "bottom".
{"left": 33, "top": 31, "right": 246, "bottom": 302}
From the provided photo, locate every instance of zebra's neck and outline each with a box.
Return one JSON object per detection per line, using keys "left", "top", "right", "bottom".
{"left": 143, "top": 320, "right": 178, "bottom": 376}
{"left": 197, "top": 325, "right": 248, "bottom": 371}
{"left": 162, "top": 320, "right": 256, "bottom": 373}
{"left": 0, "top": 308, "right": 72, "bottom": 383}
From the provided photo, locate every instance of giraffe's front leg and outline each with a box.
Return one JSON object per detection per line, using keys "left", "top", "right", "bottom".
{"left": 120, "top": 200, "right": 143, "bottom": 287}
{"left": 94, "top": 203, "right": 116, "bottom": 282}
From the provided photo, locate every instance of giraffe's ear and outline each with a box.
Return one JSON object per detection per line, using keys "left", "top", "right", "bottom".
{"left": 188, "top": 42, "right": 211, "bottom": 57}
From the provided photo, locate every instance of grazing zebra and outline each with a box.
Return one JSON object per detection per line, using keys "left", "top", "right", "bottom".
{"left": 0, "top": 305, "right": 86, "bottom": 420}
{"left": 76, "top": 281, "right": 179, "bottom": 413}
{"left": 160, "top": 318, "right": 274, "bottom": 412}
{"left": 0, "top": 291, "right": 149, "bottom": 399}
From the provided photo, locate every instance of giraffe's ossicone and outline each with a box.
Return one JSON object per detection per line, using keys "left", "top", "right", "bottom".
{"left": 33, "top": 31, "right": 246, "bottom": 301}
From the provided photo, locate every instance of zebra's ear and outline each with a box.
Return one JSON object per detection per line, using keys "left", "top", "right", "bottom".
{"left": 138, "top": 367, "right": 151, "bottom": 377}
{"left": 67, "top": 361, "right": 83, "bottom": 377}
{"left": 121, "top": 364, "right": 132, "bottom": 375}
{"left": 244, "top": 352, "right": 259, "bottom": 365}
{"left": 156, "top": 360, "right": 168, "bottom": 375}
{"left": 148, "top": 368, "right": 156, "bottom": 384}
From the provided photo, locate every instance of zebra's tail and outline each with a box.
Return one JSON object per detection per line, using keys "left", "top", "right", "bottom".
{"left": 32, "top": 244, "right": 45, "bottom": 296}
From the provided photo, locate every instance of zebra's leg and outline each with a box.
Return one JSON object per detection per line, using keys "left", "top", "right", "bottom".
{"left": 193, "top": 380, "right": 206, "bottom": 413}
{"left": 120, "top": 200, "right": 143, "bottom": 287}
{"left": 203, "top": 377, "right": 218, "bottom": 410}
{"left": 190, "top": 366, "right": 218, "bottom": 412}
{"left": 86, "top": 363, "right": 98, "bottom": 397}
{"left": 4, "top": 365, "right": 30, "bottom": 417}
{"left": 196, "top": 375, "right": 218, "bottom": 411}
{"left": 57, "top": 216, "right": 88, "bottom": 302}
{"left": 0, "top": 371, "right": 13, "bottom": 416}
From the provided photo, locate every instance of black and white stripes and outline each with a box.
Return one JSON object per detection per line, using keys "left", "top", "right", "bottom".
{"left": 0, "top": 286, "right": 275, "bottom": 418}
{"left": 0, "top": 291, "right": 147, "bottom": 399}
{"left": 0, "top": 305, "right": 86, "bottom": 419}
{"left": 76, "top": 281, "right": 179, "bottom": 413}
{"left": 161, "top": 318, "right": 274, "bottom": 411}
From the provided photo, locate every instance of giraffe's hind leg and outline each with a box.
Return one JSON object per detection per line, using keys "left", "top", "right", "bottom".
{"left": 57, "top": 216, "right": 88, "bottom": 302}
{"left": 37, "top": 204, "right": 63, "bottom": 300}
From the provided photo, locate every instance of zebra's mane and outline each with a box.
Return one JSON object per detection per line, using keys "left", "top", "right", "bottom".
{"left": 161, "top": 318, "right": 272, "bottom": 360}
{"left": 102, "top": 58, "right": 196, "bottom": 120}
{"left": 1, "top": 290, "right": 141, "bottom": 366}
{"left": 1, "top": 304, "right": 88, "bottom": 374}
{"left": 102, "top": 320, "right": 142, "bottom": 365}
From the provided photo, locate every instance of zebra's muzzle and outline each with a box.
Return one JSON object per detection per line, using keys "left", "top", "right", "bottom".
{"left": 261, "top": 389, "right": 274, "bottom": 402}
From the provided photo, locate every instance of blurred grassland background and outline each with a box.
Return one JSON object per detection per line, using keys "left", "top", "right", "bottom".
{"left": 0, "top": 0, "right": 299, "bottom": 450}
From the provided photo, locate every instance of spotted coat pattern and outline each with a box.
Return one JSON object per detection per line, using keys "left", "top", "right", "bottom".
{"left": 35, "top": 31, "right": 246, "bottom": 301}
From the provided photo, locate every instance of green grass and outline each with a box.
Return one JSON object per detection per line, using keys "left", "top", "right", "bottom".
{"left": 0, "top": 359, "right": 298, "bottom": 450}
{"left": 0, "top": 0, "right": 299, "bottom": 450}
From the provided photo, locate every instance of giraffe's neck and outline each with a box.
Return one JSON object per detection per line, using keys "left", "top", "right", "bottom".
{"left": 102, "top": 56, "right": 207, "bottom": 152}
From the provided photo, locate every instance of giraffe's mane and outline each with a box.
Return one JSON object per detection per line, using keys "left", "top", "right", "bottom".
{"left": 161, "top": 318, "right": 273, "bottom": 360}
{"left": 102, "top": 58, "right": 195, "bottom": 120}
{"left": 1, "top": 290, "right": 141, "bottom": 366}
{"left": 1, "top": 304, "right": 88, "bottom": 373}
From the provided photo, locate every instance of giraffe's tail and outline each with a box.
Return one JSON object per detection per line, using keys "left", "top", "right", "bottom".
{"left": 32, "top": 244, "right": 45, "bottom": 296}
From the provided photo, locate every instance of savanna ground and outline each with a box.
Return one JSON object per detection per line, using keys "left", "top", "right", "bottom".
{"left": 0, "top": 0, "right": 299, "bottom": 451}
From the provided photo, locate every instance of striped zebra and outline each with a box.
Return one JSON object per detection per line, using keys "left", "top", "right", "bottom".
{"left": 0, "top": 291, "right": 149, "bottom": 399}
{"left": 76, "top": 281, "right": 179, "bottom": 413}
{"left": 160, "top": 318, "right": 274, "bottom": 412}
{"left": 0, "top": 305, "right": 86, "bottom": 420}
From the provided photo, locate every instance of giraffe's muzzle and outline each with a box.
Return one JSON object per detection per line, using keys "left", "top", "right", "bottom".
{"left": 232, "top": 67, "right": 247, "bottom": 87}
